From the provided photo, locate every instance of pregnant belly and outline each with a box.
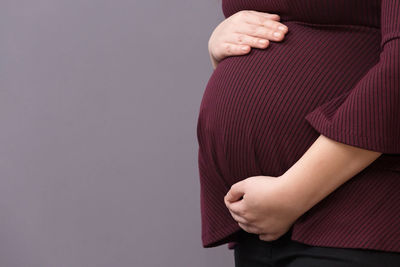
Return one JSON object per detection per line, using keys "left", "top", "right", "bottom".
{"left": 197, "top": 21, "right": 380, "bottom": 184}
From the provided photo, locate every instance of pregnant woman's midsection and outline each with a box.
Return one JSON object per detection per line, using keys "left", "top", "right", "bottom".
{"left": 197, "top": 21, "right": 380, "bottom": 186}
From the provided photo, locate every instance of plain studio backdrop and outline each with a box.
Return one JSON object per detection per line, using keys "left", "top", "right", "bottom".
{"left": 0, "top": 0, "right": 232, "bottom": 266}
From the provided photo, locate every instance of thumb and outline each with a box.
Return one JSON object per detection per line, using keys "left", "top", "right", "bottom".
{"left": 225, "top": 181, "right": 246, "bottom": 203}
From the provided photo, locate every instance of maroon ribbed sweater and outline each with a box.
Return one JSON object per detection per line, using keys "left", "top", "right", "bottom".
{"left": 196, "top": 0, "right": 400, "bottom": 253}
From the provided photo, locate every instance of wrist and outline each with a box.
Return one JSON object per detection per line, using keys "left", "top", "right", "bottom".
{"left": 278, "top": 173, "right": 317, "bottom": 217}
{"left": 278, "top": 135, "right": 383, "bottom": 215}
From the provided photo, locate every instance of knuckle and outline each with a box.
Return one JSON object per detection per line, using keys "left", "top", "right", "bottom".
{"left": 236, "top": 34, "right": 245, "bottom": 44}
{"left": 242, "top": 209, "right": 249, "bottom": 217}
{"left": 258, "top": 27, "right": 269, "bottom": 37}
{"left": 236, "top": 207, "right": 244, "bottom": 216}
{"left": 241, "top": 217, "right": 249, "bottom": 224}
{"left": 224, "top": 43, "right": 232, "bottom": 54}
{"left": 252, "top": 38, "right": 259, "bottom": 46}
{"left": 269, "top": 13, "right": 280, "bottom": 20}
{"left": 270, "top": 20, "right": 282, "bottom": 30}
{"left": 252, "top": 26, "right": 262, "bottom": 36}
{"left": 246, "top": 25, "right": 257, "bottom": 36}
{"left": 263, "top": 19, "right": 274, "bottom": 28}
{"left": 257, "top": 15, "right": 268, "bottom": 25}
{"left": 235, "top": 12, "right": 242, "bottom": 20}
{"left": 246, "top": 214, "right": 255, "bottom": 223}
{"left": 235, "top": 209, "right": 242, "bottom": 216}
{"left": 236, "top": 10, "right": 247, "bottom": 19}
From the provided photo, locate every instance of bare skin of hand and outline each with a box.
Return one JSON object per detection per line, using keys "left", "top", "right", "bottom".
{"left": 224, "top": 135, "right": 382, "bottom": 242}
{"left": 224, "top": 175, "right": 303, "bottom": 242}
{"left": 208, "top": 10, "right": 289, "bottom": 69}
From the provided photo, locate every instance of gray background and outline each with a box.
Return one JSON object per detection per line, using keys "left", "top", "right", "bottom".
{"left": 1, "top": 0, "right": 233, "bottom": 266}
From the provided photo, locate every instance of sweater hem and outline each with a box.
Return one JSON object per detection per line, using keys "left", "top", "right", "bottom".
{"left": 201, "top": 221, "right": 400, "bottom": 253}
{"left": 202, "top": 221, "right": 242, "bottom": 248}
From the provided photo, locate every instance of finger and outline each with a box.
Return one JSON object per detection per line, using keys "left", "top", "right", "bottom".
{"left": 225, "top": 198, "right": 247, "bottom": 217}
{"left": 261, "top": 19, "right": 289, "bottom": 34}
{"left": 259, "top": 233, "right": 278, "bottom": 242}
{"left": 225, "top": 182, "right": 246, "bottom": 202}
{"left": 225, "top": 200, "right": 257, "bottom": 224}
{"left": 224, "top": 190, "right": 244, "bottom": 212}
{"left": 217, "top": 43, "right": 252, "bottom": 58}
{"left": 228, "top": 209, "right": 249, "bottom": 224}
{"left": 235, "top": 23, "right": 287, "bottom": 42}
{"left": 225, "top": 34, "right": 270, "bottom": 49}
{"left": 238, "top": 222, "right": 261, "bottom": 234}
{"left": 239, "top": 11, "right": 288, "bottom": 33}
{"left": 245, "top": 10, "right": 281, "bottom": 21}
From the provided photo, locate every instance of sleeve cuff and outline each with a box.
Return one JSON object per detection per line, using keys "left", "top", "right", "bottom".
{"left": 305, "top": 109, "right": 400, "bottom": 154}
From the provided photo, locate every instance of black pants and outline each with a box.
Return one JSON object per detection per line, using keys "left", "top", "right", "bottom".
{"left": 234, "top": 229, "right": 400, "bottom": 267}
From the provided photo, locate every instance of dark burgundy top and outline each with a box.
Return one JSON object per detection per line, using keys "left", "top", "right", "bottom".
{"left": 196, "top": 0, "right": 400, "bottom": 252}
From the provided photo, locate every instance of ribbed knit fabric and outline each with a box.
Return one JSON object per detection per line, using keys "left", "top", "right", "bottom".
{"left": 196, "top": 0, "right": 400, "bottom": 253}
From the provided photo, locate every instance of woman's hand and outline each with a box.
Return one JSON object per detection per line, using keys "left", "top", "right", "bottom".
{"left": 208, "top": 10, "right": 289, "bottom": 69}
{"left": 224, "top": 175, "right": 304, "bottom": 242}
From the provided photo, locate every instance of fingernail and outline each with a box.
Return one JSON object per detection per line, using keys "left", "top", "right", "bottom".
{"left": 258, "top": 39, "right": 268, "bottom": 45}
{"left": 273, "top": 32, "right": 282, "bottom": 37}
{"left": 278, "top": 26, "right": 287, "bottom": 31}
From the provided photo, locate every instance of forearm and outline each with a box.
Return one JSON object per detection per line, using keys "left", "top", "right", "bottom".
{"left": 281, "top": 134, "right": 382, "bottom": 214}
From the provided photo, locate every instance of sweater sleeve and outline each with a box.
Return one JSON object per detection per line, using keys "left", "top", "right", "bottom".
{"left": 304, "top": 0, "right": 400, "bottom": 154}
